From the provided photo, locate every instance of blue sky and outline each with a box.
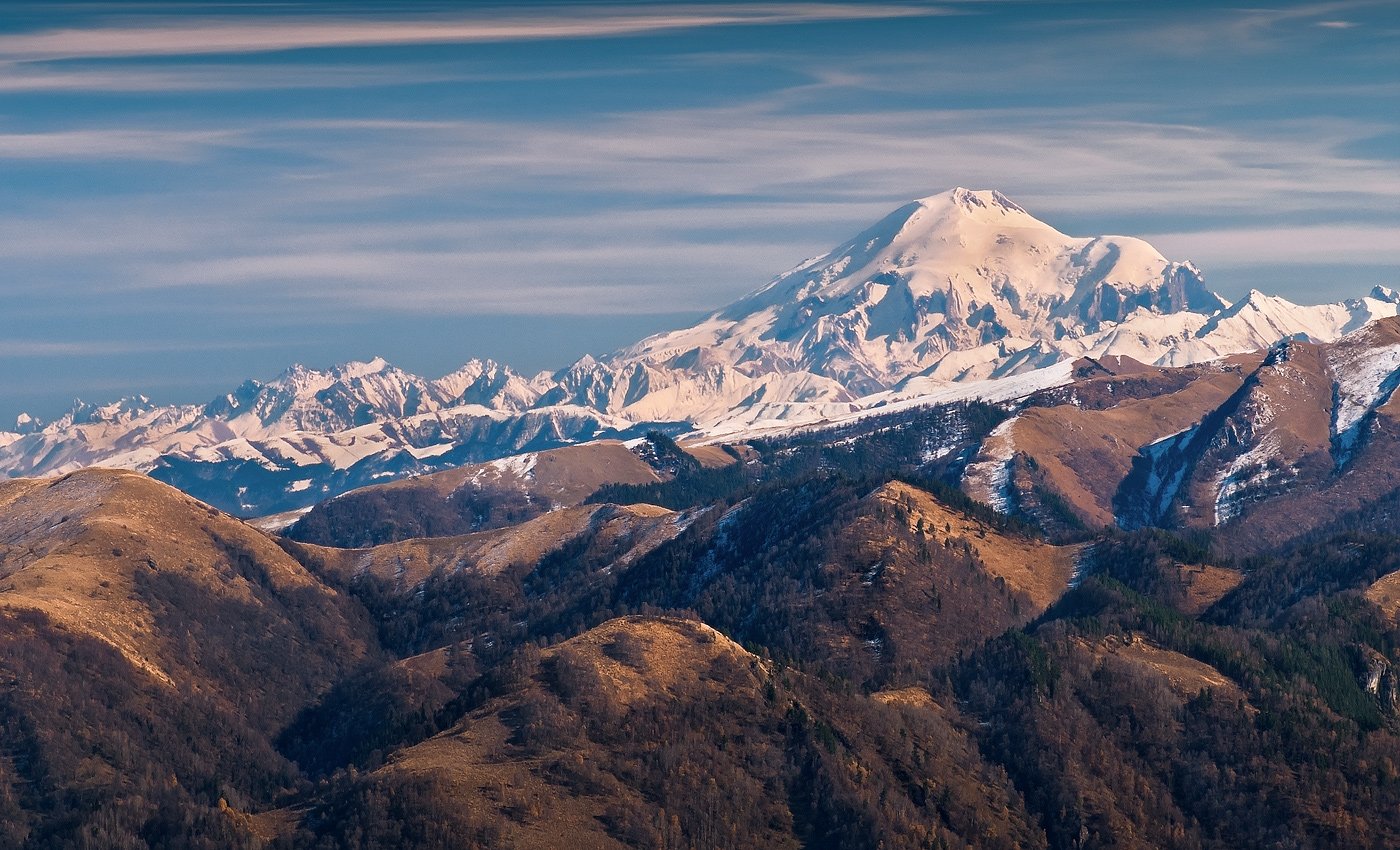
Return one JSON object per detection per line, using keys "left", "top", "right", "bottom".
{"left": 2, "top": 0, "right": 1397, "bottom": 422}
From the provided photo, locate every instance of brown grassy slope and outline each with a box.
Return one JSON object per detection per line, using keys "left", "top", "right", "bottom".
{"left": 286, "top": 440, "right": 696, "bottom": 546}
{"left": 1366, "top": 569, "right": 1400, "bottom": 620}
{"left": 383, "top": 441, "right": 669, "bottom": 503}
{"left": 287, "top": 502, "right": 684, "bottom": 586}
{"left": 543, "top": 615, "right": 764, "bottom": 709}
{"left": 0, "top": 469, "right": 381, "bottom": 847}
{"left": 0, "top": 468, "right": 374, "bottom": 726}
{"left": 875, "top": 481, "right": 1080, "bottom": 612}
{"left": 1172, "top": 563, "right": 1245, "bottom": 616}
{"left": 1073, "top": 634, "right": 1252, "bottom": 709}
{"left": 1218, "top": 401, "right": 1400, "bottom": 553}
{"left": 763, "top": 480, "right": 1082, "bottom": 678}
{"left": 327, "top": 439, "right": 730, "bottom": 505}
{"left": 999, "top": 356, "right": 1260, "bottom": 527}
{"left": 673, "top": 441, "right": 738, "bottom": 468}
{"left": 1039, "top": 355, "right": 1225, "bottom": 409}
{"left": 1174, "top": 340, "right": 1335, "bottom": 530}
{"left": 299, "top": 617, "right": 772, "bottom": 850}
{"left": 280, "top": 615, "right": 1045, "bottom": 850}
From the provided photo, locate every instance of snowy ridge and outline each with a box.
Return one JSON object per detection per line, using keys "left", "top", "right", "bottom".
{"left": 0, "top": 367, "right": 650, "bottom": 516}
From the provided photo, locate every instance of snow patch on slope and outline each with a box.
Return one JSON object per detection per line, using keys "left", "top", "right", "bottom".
{"left": 1213, "top": 433, "right": 1284, "bottom": 527}
{"left": 488, "top": 452, "right": 538, "bottom": 481}
{"left": 962, "top": 416, "right": 1019, "bottom": 514}
{"left": 1328, "top": 341, "right": 1400, "bottom": 465}
{"left": 1134, "top": 425, "right": 1200, "bottom": 526}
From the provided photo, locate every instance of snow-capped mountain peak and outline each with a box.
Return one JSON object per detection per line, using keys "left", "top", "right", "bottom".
{"left": 931, "top": 186, "right": 1031, "bottom": 217}
{"left": 12, "top": 412, "right": 40, "bottom": 435}
{"left": 56, "top": 395, "right": 158, "bottom": 428}
{"left": 722, "top": 187, "right": 1075, "bottom": 314}
{"left": 1371, "top": 285, "right": 1400, "bottom": 304}
{"left": 599, "top": 188, "right": 1231, "bottom": 408}
{"left": 432, "top": 358, "right": 541, "bottom": 410}
{"left": 534, "top": 189, "right": 1393, "bottom": 432}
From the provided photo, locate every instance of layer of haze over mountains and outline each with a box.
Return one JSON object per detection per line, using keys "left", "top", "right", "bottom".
{"left": 2, "top": 0, "right": 1398, "bottom": 420}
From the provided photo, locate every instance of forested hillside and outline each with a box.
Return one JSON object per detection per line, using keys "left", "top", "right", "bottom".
{"left": 4, "top": 407, "right": 1400, "bottom": 849}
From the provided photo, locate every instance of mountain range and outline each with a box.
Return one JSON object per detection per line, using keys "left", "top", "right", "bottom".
{"left": 7, "top": 189, "right": 1400, "bottom": 849}
{"left": 280, "top": 313, "right": 1400, "bottom": 559}
{"left": 4, "top": 188, "right": 1395, "bottom": 516}
{"left": 7, "top": 402, "right": 1400, "bottom": 848}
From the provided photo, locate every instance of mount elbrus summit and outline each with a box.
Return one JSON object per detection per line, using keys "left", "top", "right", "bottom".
{"left": 3, "top": 189, "right": 1394, "bottom": 516}
{"left": 6, "top": 191, "right": 1400, "bottom": 849}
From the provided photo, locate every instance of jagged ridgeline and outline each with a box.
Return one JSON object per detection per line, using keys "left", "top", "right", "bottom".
{"left": 4, "top": 189, "right": 1396, "bottom": 517}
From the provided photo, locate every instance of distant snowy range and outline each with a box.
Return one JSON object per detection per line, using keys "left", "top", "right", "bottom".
{"left": 5, "top": 188, "right": 1396, "bottom": 516}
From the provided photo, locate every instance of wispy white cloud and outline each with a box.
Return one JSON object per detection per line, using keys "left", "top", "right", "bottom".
{"left": 1145, "top": 224, "right": 1400, "bottom": 267}
{"left": 137, "top": 240, "right": 806, "bottom": 314}
{"left": 0, "top": 57, "right": 659, "bottom": 93}
{"left": 0, "top": 338, "right": 280, "bottom": 357}
{"left": 246, "top": 107, "right": 1400, "bottom": 220}
{"left": 1, "top": 5, "right": 1396, "bottom": 317}
{"left": 1091, "top": 0, "right": 1387, "bottom": 56}
{"left": 1226, "top": 1, "right": 1375, "bottom": 29}
{"left": 0, "top": 197, "right": 880, "bottom": 311}
{"left": 0, "top": 61, "right": 473, "bottom": 93}
{"left": 4, "top": 99, "right": 1398, "bottom": 313}
{"left": 0, "top": 5, "right": 948, "bottom": 61}
{"left": 0, "top": 128, "right": 241, "bottom": 159}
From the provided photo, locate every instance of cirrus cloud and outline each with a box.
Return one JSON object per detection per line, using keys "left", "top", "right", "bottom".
{"left": 0, "top": 4, "right": 950, "bottom": 61}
